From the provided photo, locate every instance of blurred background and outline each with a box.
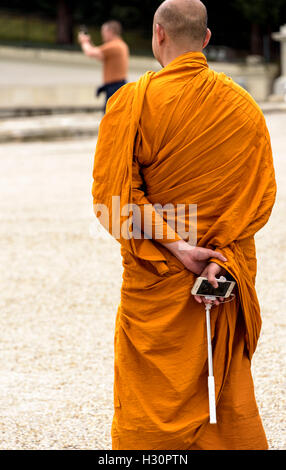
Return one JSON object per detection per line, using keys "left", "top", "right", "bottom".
{"left": 0, "top": 0, "right": 285, "bottom": 58}
{"left": 0, "top": 0, "right": 286, "bottom": 125}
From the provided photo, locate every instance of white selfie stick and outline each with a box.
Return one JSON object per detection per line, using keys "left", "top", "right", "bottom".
{"left": 204, "top": 297, "right": 217, "bottom": 424}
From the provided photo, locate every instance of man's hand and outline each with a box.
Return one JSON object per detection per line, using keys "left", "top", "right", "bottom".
{"left": 78, "top": 32, "right": 91, "bottom": 44}
{"left": 164, "top": 240, "right": 227, "bottom": 275}
{"left": 77, "top": 33, "right": 103, "bottom": 60}
{"left": 194, "top": 262, "right": 227, "bottom": 306}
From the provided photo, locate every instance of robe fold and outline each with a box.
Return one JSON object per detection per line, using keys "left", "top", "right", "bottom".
{"left": 92, "top": 52, "right": 276, "bottom": 450}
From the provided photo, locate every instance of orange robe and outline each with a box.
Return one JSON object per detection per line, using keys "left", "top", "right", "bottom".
{"left": 92, "top": 52, "right": 276, "bottom": 450}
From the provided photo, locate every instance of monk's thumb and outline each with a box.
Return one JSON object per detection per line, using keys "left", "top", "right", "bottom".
{"left": 208, "top": 268, "right": 218, "bottom": 288}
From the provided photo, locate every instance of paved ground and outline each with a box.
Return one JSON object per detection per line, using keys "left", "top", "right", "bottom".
{"left": 0, "top": 113, "right": 285, "bottom": 450}
{"left": 0, "top": 112, "right": 102, "bottom": 142}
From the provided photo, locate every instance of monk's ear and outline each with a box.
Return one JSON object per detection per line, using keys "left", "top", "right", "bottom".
{"left": 156, "top": 23, "right": 166, "bottom": 45}
{"left": 203, "top": 28, "right": 211, "bottom": 49}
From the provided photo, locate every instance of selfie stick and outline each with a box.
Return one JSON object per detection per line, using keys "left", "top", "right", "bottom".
{"left": 204, "top": 297, "right": 217, "bottom": 424}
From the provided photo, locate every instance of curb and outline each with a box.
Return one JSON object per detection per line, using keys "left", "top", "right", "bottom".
{"left": 0, "top": 106, "right": 103, "bottom": 119}
{"left": 0, "top": 103, "right": 285, "bottom": 143}
{"left": 0, "top": 114, "right": 101, "bottom": 143}
{"left": 260, "top": 104, "right": 286, "bottom": 113}
{"left": 0, "top": 126, "right": 99, "bottom": 143}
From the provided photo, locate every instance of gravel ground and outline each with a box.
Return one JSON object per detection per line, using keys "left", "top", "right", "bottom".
{"left": 0, "top": 113, "right": 285, "bottom": 450}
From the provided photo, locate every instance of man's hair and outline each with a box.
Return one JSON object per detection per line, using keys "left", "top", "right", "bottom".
{"left": 155, "top": 0, "right": 208, "bottom": 44}
{"left": 102, "top": 20, "right": 122, "bottom": 36}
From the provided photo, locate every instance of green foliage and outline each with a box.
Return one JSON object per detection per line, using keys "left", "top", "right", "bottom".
{"left": 72, "top": 0, "right": 163, "bottom": 33}
{"left": 1, "top": 0, "right": 163, "bottom": 30}
{"left": 0, "top": 12, "right": 56, "bottom": 45}
{"left": 233, "top": 0, "right": 286, "bottom": 26}
{"left": 0, "top": 0, "right": 285, "bottom": 53}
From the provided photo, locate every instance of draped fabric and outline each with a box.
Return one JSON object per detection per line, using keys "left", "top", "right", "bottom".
{"left": 92, "top": 52, "right": 276, "bottom": 450}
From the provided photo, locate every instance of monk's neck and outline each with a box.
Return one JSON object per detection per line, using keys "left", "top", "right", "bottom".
{"left": 160, "top": 47, "right": 203, "bottom": 68}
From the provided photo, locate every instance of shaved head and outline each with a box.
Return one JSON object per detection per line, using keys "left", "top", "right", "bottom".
{"left": 102, "top": 20, "right": 122, "bottom": 36}
{"left": 154, "top": 0, "right": 208, "bottom": 45}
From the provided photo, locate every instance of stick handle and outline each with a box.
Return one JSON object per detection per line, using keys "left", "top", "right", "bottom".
{"left": 208, "top": 376, "right": 217, "bottom": 424}
{"left": 205, "top": 306, "right": 213, "bottom": 376}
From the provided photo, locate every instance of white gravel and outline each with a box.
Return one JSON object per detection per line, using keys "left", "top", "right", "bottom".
{"left": 0, "top": 112, "right": 285, "bottom": 450}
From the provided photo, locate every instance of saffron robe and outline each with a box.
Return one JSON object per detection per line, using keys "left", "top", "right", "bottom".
{"left": 92, "top": 52, "right": 276, "bottom": 450}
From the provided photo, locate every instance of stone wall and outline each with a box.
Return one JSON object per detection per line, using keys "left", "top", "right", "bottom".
{"left": 0, "top": 46, "right": 279, "bottom": 108}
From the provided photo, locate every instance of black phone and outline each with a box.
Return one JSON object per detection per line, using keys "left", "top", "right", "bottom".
{"left": 191, "top": 277, "right": 236, "bottom": 298}
{"left": 79, "top": 25, "right": 89, "bottom": 35}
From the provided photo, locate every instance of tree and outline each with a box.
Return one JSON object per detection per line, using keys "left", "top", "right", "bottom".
{"left": 233, "top": 0, "right": 286, "bottom": 55}
{"left": 56, "top": 0, "right": 74, "bottom": 45}
{"left": 2, "top": 0, "right": 286, "bottom": 56}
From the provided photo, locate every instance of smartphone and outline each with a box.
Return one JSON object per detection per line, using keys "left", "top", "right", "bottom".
{"left": 191, "top": 277, "right": 236, "bottom": 298}
{"left": 79, "top": 25, "right": 89, "bottom": 35}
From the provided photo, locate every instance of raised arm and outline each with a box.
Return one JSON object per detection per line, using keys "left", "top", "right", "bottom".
{"left": 78, "top": 33, "right": 103, "bottom": 61}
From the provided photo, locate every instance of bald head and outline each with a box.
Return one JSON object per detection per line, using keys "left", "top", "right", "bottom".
{"left": 102, "top": 20, "right": 122, "bottom": 36}
{"left": 101, "top": 20, "right": 122, "bottom": 43}
{"left": 154, "top": 0, "right": 208, "bottom": 46}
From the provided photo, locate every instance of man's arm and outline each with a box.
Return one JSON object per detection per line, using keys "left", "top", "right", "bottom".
{"left": 78, "top": 33, "right": 103, "bottom": 60}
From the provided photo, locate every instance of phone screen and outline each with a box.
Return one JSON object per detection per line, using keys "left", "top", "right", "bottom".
{"left": 196, "top": 279, "right": 232, "bottom": 297}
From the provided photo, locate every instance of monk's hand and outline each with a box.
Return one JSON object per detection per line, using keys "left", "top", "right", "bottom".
{"left": 194, "top": 262, "right": 227, "bottom": 306}
{"left": 164, "top": 240, "right": 227, "bottom": 275}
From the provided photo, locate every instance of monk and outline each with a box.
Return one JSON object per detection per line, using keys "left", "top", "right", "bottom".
{"left": 92, "top": 0, "right": 277, "bottom": 450}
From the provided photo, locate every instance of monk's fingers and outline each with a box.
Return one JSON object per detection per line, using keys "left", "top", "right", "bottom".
{"left": 207, "top": 270, "right": 219, "bottom": 288}
{"left": 194, "top": 295, "right": 214, "bottom": 306}
{"left": 194, "top": 295, "right": 202, "bottom": 304}
{"left": 206, "top": 296, "right": 223, "bottom": 306}
{"left": 208, "top": 250, "right": 227, "bottom": 262}
{"left": 210, "top": 297, "right": 224, "bottom": 306}
{"left": 194, "top": 295, "right": 222, "bottom": 307}
{"left": 202, "top": 297, "right": 220, "bottom": 306}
